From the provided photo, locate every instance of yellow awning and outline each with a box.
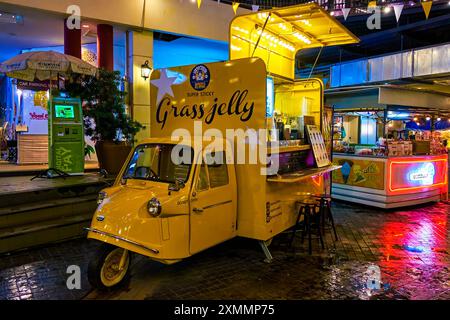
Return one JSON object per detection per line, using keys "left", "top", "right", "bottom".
{"left": 229, "top": 3, "right": 359, "bottom": 80}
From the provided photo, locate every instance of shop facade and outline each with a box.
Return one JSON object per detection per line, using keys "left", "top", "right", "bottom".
{"left": 327, "top": 86, "right": 449, "bottom": 208}
{"left": 0, "top": 0, "right": 235, "bottom": 173}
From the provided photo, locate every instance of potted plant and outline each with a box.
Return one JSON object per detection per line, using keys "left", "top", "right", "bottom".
{"left": 66, "top": 69, "right": 144, "bottom": 175}
{"left": 85, "top": 144, "right": 95, "bottom": 159}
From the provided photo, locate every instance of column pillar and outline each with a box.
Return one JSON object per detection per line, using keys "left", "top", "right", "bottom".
{"left": 64, "top": 19, "right": 81, "bottom": 59}
{"left": 127, "top": 31, "right": 153, "bottom": 142}
{"left": 97, "top": 24, "right": 114, "bottom": 71}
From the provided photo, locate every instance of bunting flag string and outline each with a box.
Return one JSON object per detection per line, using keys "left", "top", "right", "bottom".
{"left": 393, "top": 4, "right": 404, "bottom": 23}
{"left": 368, "top": 1, "right": 377, "bottom": 9}
{"left": 421, "top": 0, "right": 433, "bottom": 20}
{"left": 342, "top": 7, "right": 351, "bottom": 21}
{"left": 232, "top": 2, "right": 240, "bottom": 15}
{"left": 193, "top": 1, "right": 432, "bottom": 24}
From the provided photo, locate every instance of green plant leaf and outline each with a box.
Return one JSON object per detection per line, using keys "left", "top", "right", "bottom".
{"left": 66, "top": 69, "right": 143, "bottom": 144}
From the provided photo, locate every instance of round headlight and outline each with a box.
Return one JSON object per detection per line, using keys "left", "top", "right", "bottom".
{"left": 147, "top": 198, "right": 162, "bottom": 217}
{"left": 97, "top": 191, "right": 107, "bottom": 205}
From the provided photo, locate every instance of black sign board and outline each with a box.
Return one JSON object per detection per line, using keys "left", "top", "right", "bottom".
{"left": 16, "top": 79, "right": 57, "bottom": 91}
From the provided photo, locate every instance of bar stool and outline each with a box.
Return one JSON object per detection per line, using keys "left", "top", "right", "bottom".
{"left": 312, "top": 194, "right": 339, "bottom": 242}
{"left": 289, "top": 198, "right": 324, "bottom": 255}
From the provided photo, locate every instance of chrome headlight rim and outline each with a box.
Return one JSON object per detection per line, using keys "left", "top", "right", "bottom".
{"left": 147, "top": 198, "right": 162, "bottom": 217}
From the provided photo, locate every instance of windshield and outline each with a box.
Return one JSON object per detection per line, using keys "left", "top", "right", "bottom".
{"left": 123, "top": 144, "right": 193, "bottom": 184}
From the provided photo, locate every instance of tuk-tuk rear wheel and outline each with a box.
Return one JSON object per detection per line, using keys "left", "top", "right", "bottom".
{"left": 88, "top": 244, "right": 131, "bottom": 290}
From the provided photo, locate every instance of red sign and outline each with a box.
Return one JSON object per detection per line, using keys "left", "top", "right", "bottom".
{"left": 388, "top": 156, "right": 447, "bottom": 194}
{"left": 29, "top": 112, "right": 49, "bottom": 120}
{"left": 17, "top": 80, "right": 57, "bottom": 91}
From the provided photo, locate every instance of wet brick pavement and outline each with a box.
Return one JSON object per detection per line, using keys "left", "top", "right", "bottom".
{"left": 0, "top": 240, "right": 101, "bottom": 300}
{"left": 0, "top": 201, "right": 449, "bottom": 300}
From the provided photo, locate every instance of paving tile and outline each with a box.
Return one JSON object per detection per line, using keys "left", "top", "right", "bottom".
{"left": 1, "top": 201, "right": 449, "bottom": 300}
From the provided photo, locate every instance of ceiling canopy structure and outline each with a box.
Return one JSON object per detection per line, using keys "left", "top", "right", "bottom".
{"left": 229, "top": 3, "right": 359, "bottom": 80}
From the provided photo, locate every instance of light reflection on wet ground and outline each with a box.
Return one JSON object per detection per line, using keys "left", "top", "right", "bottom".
{"left": 0, "top": 201, "right": 449, "bottom": 300}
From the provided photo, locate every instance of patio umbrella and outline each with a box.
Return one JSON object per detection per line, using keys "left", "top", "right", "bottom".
{"left": 0, "top": 51, "right": 97, "bottom": 179}
{"left": 0, "top": 50, "right": 97, "bottom": 81}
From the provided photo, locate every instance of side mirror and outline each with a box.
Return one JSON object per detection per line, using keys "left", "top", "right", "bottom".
{"left": 168, "top": 178, "right": 185, "bottom": 192}
{"left": 99, "top": 169, "right": 108, "bottom": 179}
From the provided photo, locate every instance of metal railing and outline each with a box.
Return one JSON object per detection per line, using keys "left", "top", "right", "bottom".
{"left": 329, "top": 42, "right": 450, "bottom": 87}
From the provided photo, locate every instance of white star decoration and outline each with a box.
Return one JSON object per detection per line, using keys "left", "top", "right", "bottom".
{"left": 151, "top": 69, "right": 177, "bottom": 105}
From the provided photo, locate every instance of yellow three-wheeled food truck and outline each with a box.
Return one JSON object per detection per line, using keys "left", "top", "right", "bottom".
{"left": 86, "top": 4, "right": 359, "bottom": 289}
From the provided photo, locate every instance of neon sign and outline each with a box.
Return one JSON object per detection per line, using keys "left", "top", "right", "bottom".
{"left": 407, "top": 162, "right": 435, "bottom": 186}
{"left": 388, "top": 157, "right": 447, "bottom": 193}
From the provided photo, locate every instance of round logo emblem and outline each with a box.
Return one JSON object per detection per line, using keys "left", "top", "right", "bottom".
{"left": 190, "top": 64, "right": 210, "bottom": 91}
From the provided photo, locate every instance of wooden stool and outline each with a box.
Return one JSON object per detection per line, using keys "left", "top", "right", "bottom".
{"left": 289, "top": 198, "right": 324, "bottom": 255}
{"left": 312, "top": 194, "right": 339, "bottom": 242}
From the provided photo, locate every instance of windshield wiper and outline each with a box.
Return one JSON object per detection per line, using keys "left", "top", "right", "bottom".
{"left": 121, "top": 174, "right": 162, "bottom": 182}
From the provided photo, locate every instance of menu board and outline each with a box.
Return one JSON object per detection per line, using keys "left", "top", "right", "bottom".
{"left": 306, "top": 125, "right": 331, "bottom": 168}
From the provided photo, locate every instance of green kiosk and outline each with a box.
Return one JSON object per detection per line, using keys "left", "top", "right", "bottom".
{"left": 47, "top": 97, "right": 84, "bottom": 175}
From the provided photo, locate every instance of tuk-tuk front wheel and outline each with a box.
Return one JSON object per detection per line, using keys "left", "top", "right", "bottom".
{"left": 88, "top": 244, "right": 131, "bottom": 290}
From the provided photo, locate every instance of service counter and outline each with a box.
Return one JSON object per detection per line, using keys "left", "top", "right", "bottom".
{"left": 267, "top": 165, "right": 340, "bottom": 183}
{"left": 332, "top": 153, "right": 448, "bottom": 208}
{"left": 17, "top": 134, "right": 48, "bottom": 164}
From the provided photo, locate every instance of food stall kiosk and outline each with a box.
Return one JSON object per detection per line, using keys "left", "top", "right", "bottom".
{"left": 328, "top": 86, "right": 449, "bottom": 208}
{"left": 86, "top": 4, "right": 359, "bottom": 289}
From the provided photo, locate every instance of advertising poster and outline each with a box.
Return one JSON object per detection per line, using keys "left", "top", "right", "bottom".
{"left": 21, "top": 90, "right": 49, "bottom": 135}
{"left": 150, "top": 58, "right": 267, "bottom": 137}
{"left": 333, "top": 157, "right": 385, "bottom": 190}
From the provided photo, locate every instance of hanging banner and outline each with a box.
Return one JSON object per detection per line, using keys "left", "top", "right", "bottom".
{"left": 16, "top": 79, "right": 57, "bottom": 91}
{"left": 150, "top": 58, "right": 266, "bottom": 137}
{"left": 393, "top": 4, "right": 404, "bottom": 22}
{"left": 197, "top": 0, "right": 202, "bottom": 9}
{"left": 421, "top": 1, "right": 432, "bottom": 19}
{"left": 252, "top": 5, "right": 259, "bottom": 12}
{"left": 342, "top": 7, "right": 351, "bottom": 21}
{"left": 232, "top": 2, "right": 240, "bottom": 14}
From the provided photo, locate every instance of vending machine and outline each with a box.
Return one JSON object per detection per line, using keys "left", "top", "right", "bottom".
{"left": 48, "top": 97, "right": 84, "bottom": 175}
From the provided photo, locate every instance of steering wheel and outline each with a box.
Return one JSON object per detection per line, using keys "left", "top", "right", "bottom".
{"left": 134, "top": 166, "right": 158, "bottom": 180}
{"left": 146, "top": 167, "right": 158, "bottom": 180}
